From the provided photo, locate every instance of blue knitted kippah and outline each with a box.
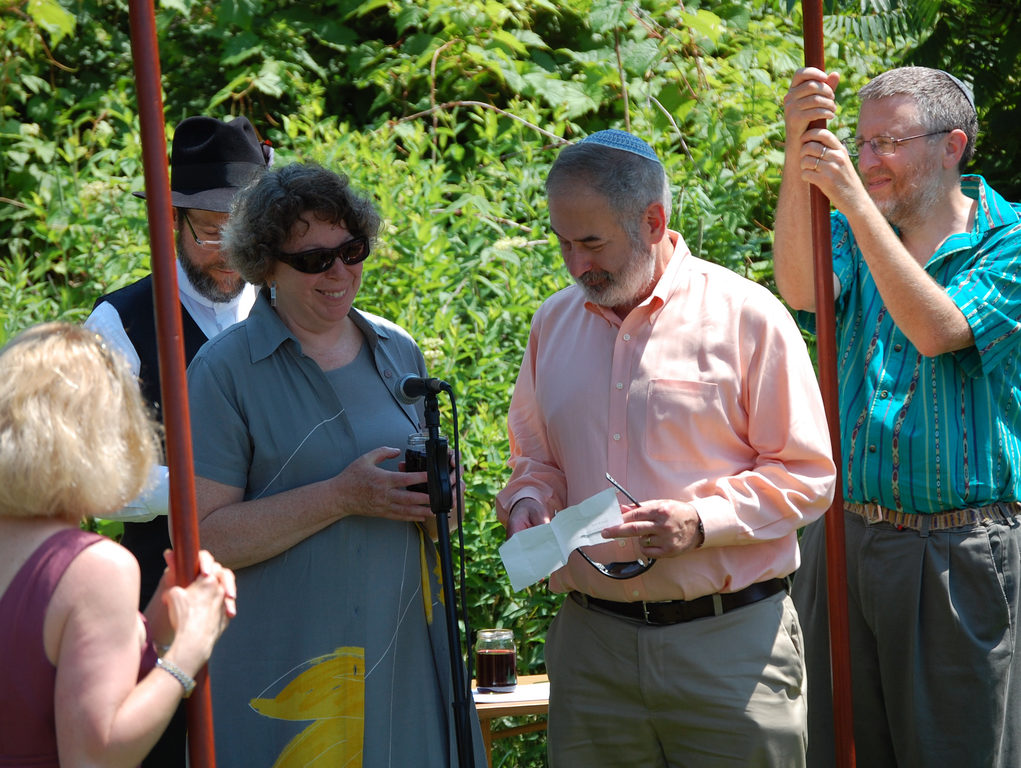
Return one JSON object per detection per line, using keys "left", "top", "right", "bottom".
{"left": 578, "top": 129, "right": 661, "bottom": 164}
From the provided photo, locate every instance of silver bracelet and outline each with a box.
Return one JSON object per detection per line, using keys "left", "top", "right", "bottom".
{"left": 156, "top": 657, "right": 196, "bottom": 698}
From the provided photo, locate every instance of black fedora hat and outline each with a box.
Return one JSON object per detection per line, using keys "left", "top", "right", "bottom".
{"left": 135, "top": 115, "right": 268, "bottom": 213}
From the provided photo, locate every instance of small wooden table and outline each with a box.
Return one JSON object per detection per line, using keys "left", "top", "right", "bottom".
{"left": 473, "top": 674, "right": 550, "bottom": 767}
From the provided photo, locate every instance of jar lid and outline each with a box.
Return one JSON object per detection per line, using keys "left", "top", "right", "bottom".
{"left": 477, "top": 628, "right": 513, "bottom": 638}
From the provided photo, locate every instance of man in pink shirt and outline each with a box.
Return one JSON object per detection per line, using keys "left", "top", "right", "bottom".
{"left": 496, "top": 129, "right": 836, "bottom": 766}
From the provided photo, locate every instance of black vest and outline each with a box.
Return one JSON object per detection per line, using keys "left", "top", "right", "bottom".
{"left": 94, "top": 275, "right": 208, "bottom": 424}
{"left": 93, "top": 275, "right": 209, "bottom": 606}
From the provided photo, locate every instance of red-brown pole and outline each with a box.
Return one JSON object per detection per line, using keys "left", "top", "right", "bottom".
{"left": 801, "top": 2, "right": 855, "bottom": 766}
{"left": 127, "top": 2, "right": 216, "bottom": 765}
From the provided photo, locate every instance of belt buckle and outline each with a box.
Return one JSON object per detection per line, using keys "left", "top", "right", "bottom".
{"left": 642, "top": 600, "right": 674, "bottom": 624}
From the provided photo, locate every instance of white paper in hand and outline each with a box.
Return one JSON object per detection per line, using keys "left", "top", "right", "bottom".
{"left": 499, "top": 488, "right": 622, "bottom": 591}
{"left": 99, "top": 464, "right": 170, "bottom": 522}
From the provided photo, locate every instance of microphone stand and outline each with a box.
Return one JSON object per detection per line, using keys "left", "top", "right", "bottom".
{"left": 421, "top": 391, "right": 475, "bottom": 768}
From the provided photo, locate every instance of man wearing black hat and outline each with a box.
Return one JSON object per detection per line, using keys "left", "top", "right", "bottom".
{"left": 84, "top": 114, "right": 268, "bottom": 768}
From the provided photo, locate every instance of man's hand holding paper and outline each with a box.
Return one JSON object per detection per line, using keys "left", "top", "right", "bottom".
{"left": 499, "top": 488, "right": 622, "bottom": 591}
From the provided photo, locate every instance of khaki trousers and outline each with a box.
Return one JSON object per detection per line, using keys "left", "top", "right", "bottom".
{"left": 544, "top": 589, "right": 807, "bottom": 767}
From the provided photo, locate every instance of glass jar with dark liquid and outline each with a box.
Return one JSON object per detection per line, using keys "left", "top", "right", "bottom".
{"left": 475, "top": 628, "right": 517, "bottom": 693}
{"left": 405, "top": 431, "right": 429, "bottom": 493}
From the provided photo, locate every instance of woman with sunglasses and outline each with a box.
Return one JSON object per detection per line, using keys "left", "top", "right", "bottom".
{"left": 186, "top": 163, "right": 485, "bottom": 767}
{"left": 0, "top": 322, "right": 236, "bottom": 767}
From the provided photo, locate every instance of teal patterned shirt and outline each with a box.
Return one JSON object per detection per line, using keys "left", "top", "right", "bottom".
{"left": 806, "top": 175, "right": 1021, "bottom": 513}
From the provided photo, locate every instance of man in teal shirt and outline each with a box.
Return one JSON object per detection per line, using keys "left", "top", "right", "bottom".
{"left": 775, "top": 66, "right": 1021, "bottom": 768}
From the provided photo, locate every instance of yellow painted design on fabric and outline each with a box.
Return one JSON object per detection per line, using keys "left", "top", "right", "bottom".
{"left": 419, "top": 528, "right": 434, "bottom": 624}
{"left": 250, "top": 646, "right": 365, "bottom": 767}
{"left": 272, "top": 718, "right": 363, "bottom": 768}
{"left": 433, "top": 549, "right": 445, "bottom": 604}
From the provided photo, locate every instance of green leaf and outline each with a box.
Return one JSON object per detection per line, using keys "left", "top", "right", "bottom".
{"left": 522, "top": 72, "right": 599, "bottom": 118}
{"left": 589, "top": 0, "right": 630, "bottom": 33}
{"left": 620, "top": 38, "right": 660, "bottom": 75}
{"left": 512, "top": 30, "right": 548, "bottom": 50}
{"left": 715, "top": 3, "right": 753, "bottom": 29}
{"left": 216, "top": 0, "right": 263, "bottom": 28}
{"left": 395, "top": 4, "right": 428, "bottom": 34}
{"left": 251, "top": 62, "right": 286, "bottom": 97}
{"left": 678, "top": 9, "right": 725, "bottom": 47}
{"left": 160, "top": 0, "right": 190, "bottom": 13}
{"left": 490, "top": 29, "right": 528, "bottom": 56}
{"left": 221, "top": 39, "right": 265, "bottom": 68}
{"left": 19, "top": 74, "right": 52, "bottom": 96}
{"left": 25, "top": 0, "right": 76, "bottom": 47}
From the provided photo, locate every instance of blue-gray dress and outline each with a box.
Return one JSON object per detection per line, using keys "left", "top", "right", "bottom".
{"left": 188, "top": 294, "right": 484, "bottom": 767}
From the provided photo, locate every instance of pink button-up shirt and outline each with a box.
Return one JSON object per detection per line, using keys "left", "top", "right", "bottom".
{"left": 496, "top": 232, "right": 835, "bottom": 602}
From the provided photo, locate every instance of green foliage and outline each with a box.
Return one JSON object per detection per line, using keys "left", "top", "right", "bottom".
{"left": 795, "top": 0, "right": 1021, "bottom": 197}
{"left": 0, "top": 0, "right": 979, "bottom": 763}
{"left": 904, "top": 0, "right": 1021, "bottom": 197}
{"left": 82, "top": 515, "right": 124, "bottom": 541}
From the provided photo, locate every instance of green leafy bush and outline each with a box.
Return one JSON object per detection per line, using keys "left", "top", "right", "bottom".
{"left": 0, "top": 0, "right": 942, "bottom": 764}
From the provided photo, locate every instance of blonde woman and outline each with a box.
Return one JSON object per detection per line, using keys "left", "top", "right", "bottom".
{"left": 0, "top": 323, "right": 236, "bottom": 767}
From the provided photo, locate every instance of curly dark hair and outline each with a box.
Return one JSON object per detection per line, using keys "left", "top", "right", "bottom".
{"left": 221, "top": 163, "right": 382, "bottom": 285}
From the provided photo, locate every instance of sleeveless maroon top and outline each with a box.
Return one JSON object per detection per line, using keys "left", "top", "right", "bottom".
{"left": 0, "top": 528, "right": 157, "bottom": 766}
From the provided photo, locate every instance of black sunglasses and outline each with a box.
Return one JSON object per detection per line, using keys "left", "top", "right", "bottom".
{"left": 276, "top": 236, "right": 370, "bottom": 274}
{"left": 577, "top": 473, "right": 656, "bottom": 580}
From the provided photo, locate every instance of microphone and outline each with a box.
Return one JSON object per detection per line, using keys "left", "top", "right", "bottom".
{"left": 394, "top": 374, "right": 451, "bottom": 404}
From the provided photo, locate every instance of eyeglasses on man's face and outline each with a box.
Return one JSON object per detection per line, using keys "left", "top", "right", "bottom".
{"left": 182, "top": 210, "right": 224, "bottom": 250}
{"left": 841, "top": 130, "right": 950, "bottom": 158}
{"left": 276, "top": 236, "right": 371, "bottom": 274}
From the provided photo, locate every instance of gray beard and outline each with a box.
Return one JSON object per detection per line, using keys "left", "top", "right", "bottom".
{"left": 871, "top": 155, "right": 946, "bottom": 234}
{"left": 575, "top": 242, "right": 657, "bottom": 310}
{"left": 178, "top": 243, "right": 244, "bottom": 303}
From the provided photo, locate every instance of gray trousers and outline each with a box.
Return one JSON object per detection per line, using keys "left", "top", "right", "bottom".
{"left": 545, "top": 589, "right": 807, "bottom": 767}
{"left": 793, "top": 511, "right": 1021, "bottom": 768}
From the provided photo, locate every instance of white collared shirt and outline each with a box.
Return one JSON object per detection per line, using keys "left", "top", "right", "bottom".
{"left": 176, "top": 259, "right": 258, "bottom": 346}
{"left": 84, "top": 260, "right": 256, "bottom": 376}
{"left": 83, "top": 262, "right": 256, "bottom": 520}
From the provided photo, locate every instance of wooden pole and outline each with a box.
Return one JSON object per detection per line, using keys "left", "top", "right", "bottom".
{"left": 127, "top": 2, "right": 216, "bottom": 765}
{"left": 801, "top": 2, "right": 855, "bottom": 766}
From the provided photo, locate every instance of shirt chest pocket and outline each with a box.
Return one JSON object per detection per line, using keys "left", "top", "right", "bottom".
{"left": 644, "top": 379, "right": 726, "bottom": 462}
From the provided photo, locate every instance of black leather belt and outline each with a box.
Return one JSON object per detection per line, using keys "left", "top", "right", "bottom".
{"left": 570, "top": 578, "right": 787, "bottom": 626}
